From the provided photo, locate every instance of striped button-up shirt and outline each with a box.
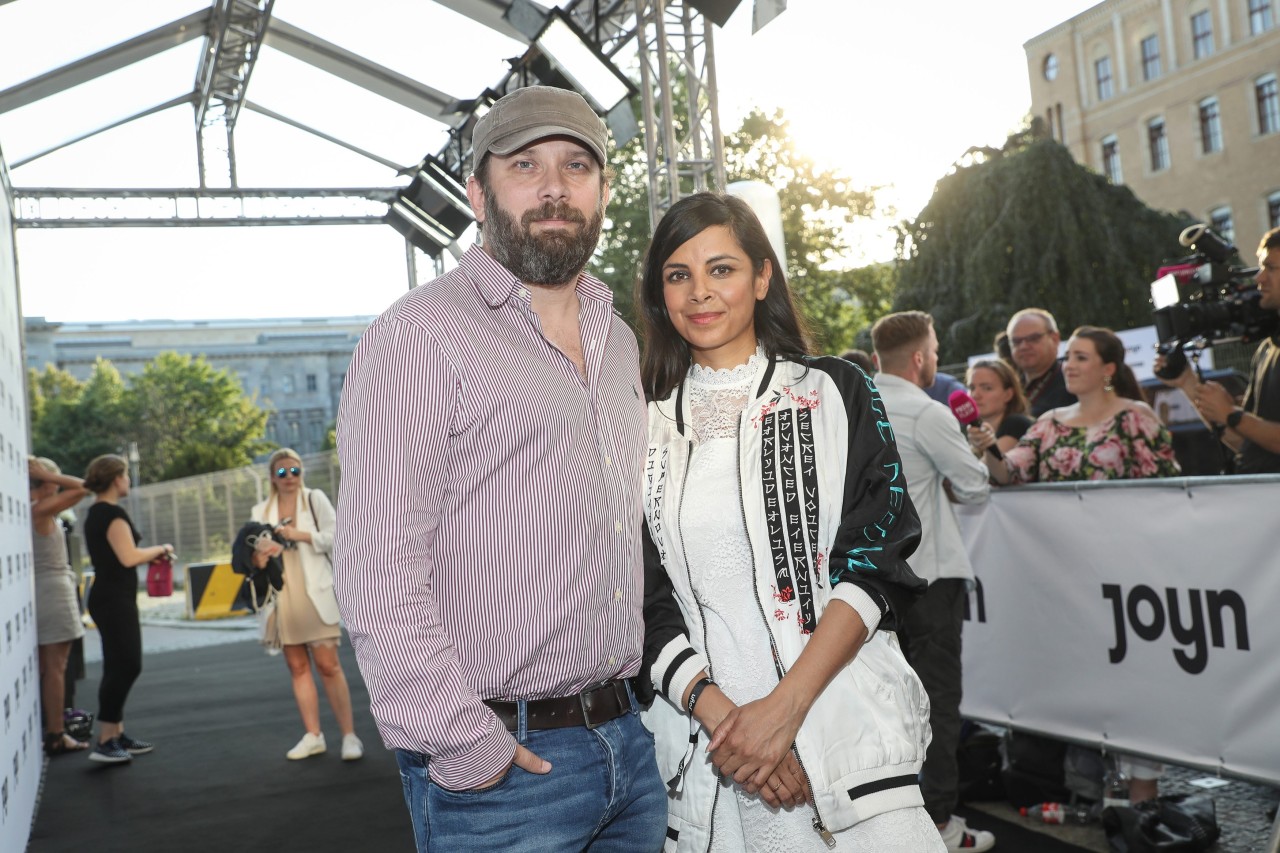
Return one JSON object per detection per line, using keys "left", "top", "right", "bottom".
{"left": 333, "top": 246, "right": 647, "bottom": 789}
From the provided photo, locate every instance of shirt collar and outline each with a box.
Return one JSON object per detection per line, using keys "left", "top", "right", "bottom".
{"left": 874, "top": 372, "right": 930, "bottom": 397}
{"left": 460, "top": 244, "right": 615, "bottom": 311}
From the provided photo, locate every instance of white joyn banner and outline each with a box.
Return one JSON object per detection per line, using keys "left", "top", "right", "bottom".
{"left": 955, "top": 475, "right": 1280, "bottom": 786}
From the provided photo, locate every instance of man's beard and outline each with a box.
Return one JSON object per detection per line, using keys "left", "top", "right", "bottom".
{"left": 483, "top": 193, "right": 604, "bottom": 287}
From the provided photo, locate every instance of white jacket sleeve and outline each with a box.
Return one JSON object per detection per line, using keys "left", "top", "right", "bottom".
{"left": 918, "top": 404, "right": 991, "bottom": 505}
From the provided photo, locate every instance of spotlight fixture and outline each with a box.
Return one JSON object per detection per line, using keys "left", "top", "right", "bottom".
{"left": 385, "top": 155, "right": 474, "bottom": 257}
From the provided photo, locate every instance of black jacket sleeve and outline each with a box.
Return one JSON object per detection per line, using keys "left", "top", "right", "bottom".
{"left": 814, "top": 357, "right": 927, "bottom": 630}
{"left": 635, "top": 523, "right": 700, "bottom": 707}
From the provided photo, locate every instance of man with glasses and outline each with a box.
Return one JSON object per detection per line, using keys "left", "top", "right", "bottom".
{"left": 1006, "top": 308, "right": 1076, "bottom": 416}
{"left": 332, "top": 87, "right": 665, "bottom": 853}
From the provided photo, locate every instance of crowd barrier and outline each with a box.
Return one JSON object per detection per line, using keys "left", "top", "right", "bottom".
{"left": 955, "top": 474, "right": 1280, "bottom": 788}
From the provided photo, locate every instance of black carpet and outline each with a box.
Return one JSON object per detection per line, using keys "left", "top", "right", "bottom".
{"left": 29, "top": 639, "right": 413, "bottom": 853}
{"left": 29, "top": 639, "right": 1096, "bottom": 852}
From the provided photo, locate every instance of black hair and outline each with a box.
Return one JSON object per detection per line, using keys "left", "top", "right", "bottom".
{"left": 636, "top": 192, "right": 811, "bottom": 401}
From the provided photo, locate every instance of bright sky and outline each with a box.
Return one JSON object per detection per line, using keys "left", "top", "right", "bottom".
{"left": 1, "top": 0, "right": 1101, "bottom": 323}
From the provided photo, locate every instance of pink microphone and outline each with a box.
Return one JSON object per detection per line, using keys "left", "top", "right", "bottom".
{"left": 948, "top": 389, "right": 1002, "bottom": 460}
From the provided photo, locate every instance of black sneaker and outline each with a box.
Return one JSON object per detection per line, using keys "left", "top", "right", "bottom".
{"left": 117, "top": 733, "right": 154, "bottom": 755}
{"left": 88, "top": 738, "right": 133, "bottom": 764}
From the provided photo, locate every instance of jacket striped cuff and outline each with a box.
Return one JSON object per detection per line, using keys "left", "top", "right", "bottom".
{"left": 830, "top": 582, "right": 884, "bottom": 641}
{"left": 650, "top": 635, "right": 708, "bottom": 703}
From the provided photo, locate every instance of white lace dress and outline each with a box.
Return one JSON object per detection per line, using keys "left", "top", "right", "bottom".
{"left": 681, "top": 353, "right": 944, "bottom": 853}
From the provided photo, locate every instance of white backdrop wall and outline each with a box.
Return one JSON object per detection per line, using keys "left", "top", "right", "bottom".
{"left": 957, "top": 476, "right": 1279, "bottom": 785}
{"left": 0, "top": 152, "right": 38, "bottom": 853}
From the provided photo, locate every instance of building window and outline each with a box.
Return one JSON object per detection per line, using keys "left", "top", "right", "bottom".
{"left": 1209, "top": 207, "right": 1234, "bottom": 244}
{"left": 306, "top": 373, "right": 317, "bottom": 392}
{"left": 1259, "top": 75, "right": 1280, "bottom": 134}
{"left": 1095, "top": 56, "right": 1114, "bottom": 100}
{"left": 290, "top": 420, "right": 301, "bottom": 443}
{"left": 1043, "top": 54, "right": 1059, "bottom": 81}
{"left": 1250, "top": 0, "right": 1274, "bottom": 35}
{"left": 1269, "top": 191, "right": 1280, "bottom": 229}
{"left": 1102, "top": 135, "right": 1123, "bottom": 183}
{"left": 259, "top": 376, "right": 271, "bottom": 397}
{"left": 1148, "top": 118, "right": 1170, "bottom": 171}
{"left": 1141, "top": 35, "right": 1161, "bottom": 81}
{"left": 1199, "top": 97, "right": 1222, "bottom": 153}
{"left": 282, "top": 374, "right": 295, "bottom": 394}
{"left": 1191, "top": 11, "right": 1214, "bottom": 58}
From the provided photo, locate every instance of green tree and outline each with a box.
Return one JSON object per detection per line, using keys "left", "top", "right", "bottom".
{"left": 894, "top": 133, "right": 1193, "bottom": 362}
{"left": 28, "top": 360, "right": 129, "bottom": 476}
{"left": 119, "top": 352, "right": 271, "bottom": 482}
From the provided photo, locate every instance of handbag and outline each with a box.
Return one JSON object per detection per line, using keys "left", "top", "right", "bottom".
{"left": 1102, "top": 793, "right": 1221, "bottom": 852}
{"left": 257, "top": 586, "right": 282, "bottom": 654}
{"left": 145, "top": 554, "right": 174, "bottom": 597}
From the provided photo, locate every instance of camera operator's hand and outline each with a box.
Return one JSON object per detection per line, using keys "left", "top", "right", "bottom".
{"left": 1193, "top": 381, "right": 1238, "bottom": 425}
{"left": 1153, "top": 353, "right": 1196, "bottom": 389}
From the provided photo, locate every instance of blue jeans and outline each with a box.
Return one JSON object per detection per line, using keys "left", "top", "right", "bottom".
{"left": 396, "top": 696, "right": 667, "bottom": 853}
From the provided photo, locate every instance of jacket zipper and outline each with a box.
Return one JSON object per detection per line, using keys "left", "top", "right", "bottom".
{"left": 736, "top": 413, "right": 836, "bottom": 848}
{"left": 673, "top": 440, "right": 721, "bottom": 852}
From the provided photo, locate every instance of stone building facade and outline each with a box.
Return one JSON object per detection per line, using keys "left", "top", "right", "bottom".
{"left": 24, "top": 316, "right": 373, "bottom": 455}
{"left": 1026, "top": 0, "right": 1280, "bottom": 252}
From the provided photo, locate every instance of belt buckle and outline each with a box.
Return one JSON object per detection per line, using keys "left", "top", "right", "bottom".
{"left": 579, "top": 682, "right": 611, "bottom": 730}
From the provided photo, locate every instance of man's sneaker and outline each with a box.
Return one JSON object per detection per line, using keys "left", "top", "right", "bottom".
{"left": 117, "top": 733, "right": 154, "bottom": 755}
{"left": 88, "top": 738, "right": 133, "bottom": 764}
{"left": 286, "top": 731, "right": 326, "bottom": 760}
{"left": 939, "top": 815, "right": 995, "bottom": 852}
{"left": 341, "top": 733, "right": 364, "bottom": 761}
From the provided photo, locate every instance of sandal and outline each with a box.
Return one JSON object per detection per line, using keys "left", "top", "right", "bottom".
{"left": 44, "top": 731, "right": 89, "bottom": 756}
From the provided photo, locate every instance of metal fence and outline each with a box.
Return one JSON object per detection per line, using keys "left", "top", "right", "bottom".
{"left": 69, "top": 451, "right": 341, "bottom": 571}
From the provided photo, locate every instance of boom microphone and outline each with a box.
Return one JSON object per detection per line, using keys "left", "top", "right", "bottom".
{"left": 947, "top": 389, "right": 1003, "bottom": 461}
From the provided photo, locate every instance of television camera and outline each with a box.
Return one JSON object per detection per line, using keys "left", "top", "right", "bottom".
{"left": 1151, "top": 224, "right": 1275, "bottom": 379}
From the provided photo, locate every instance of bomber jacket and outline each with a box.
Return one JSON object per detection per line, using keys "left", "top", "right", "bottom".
{"left": 640, "top": 354, "right": 932, "bottom": 851}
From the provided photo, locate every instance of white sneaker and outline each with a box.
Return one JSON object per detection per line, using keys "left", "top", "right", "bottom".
{"left": 341, "top": 733, "right": 364, "bottom": 761}
{"left": 939, "top": 815, "right": 995, "bottom": 852}
{"left": 286, "top": 732, "right": 326, "bottom": 760}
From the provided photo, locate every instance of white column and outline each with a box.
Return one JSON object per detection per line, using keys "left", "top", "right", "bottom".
{"left": 1113, "top": 13, "right": 1130, "bottom": 91}
{"left": 1161, "top": 0, "right": 1179, "bottom": 72}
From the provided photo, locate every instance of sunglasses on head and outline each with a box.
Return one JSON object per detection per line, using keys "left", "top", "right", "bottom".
{"left": 275, "top": 466, "right": 301, "bottom": 478}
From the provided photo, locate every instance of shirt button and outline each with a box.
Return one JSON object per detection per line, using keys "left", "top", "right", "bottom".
{"left": 614, "top": 521, "right": 622, "bottom": 533}
{"left": 604, "top": 456, "right": 612, "bottom": 466}
{"left": 608, "top": 656, "right": 616, "bottom": 666}
{"left": 614, "top": 588, "right": 622, "bottom": 601}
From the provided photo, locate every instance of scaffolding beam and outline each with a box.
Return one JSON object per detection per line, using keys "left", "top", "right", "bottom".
{"left": 11, "top": 187, "right": 396, "bottom": 228}
{"left": 194, "top": 0, "right": 275, "bottom": 188}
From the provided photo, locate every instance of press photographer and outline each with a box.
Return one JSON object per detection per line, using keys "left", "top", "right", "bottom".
{"left": 1154, "top": 227, "right": 1280, "bottom": 473}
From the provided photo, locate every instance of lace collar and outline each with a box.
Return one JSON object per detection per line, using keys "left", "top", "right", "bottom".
{"left": 688, "top": 347, "right": 765, "bottom": 388}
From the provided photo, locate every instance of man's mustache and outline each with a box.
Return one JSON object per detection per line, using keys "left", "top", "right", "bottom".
{"left": 521, "top": 202, "right": 587, "bottom": 227}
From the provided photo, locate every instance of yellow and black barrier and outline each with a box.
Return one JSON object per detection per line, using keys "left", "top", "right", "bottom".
{"left": 185, "top": 562, "right": 254, "bottom": 620}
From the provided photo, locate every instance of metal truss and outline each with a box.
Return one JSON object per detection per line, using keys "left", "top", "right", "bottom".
{"left": 631, "top": 0, "right": 725, "bottom": 229}
{"left": 11, "top": 188, "right": 397, "bottom": 228}
{"left": 194, "top": 0, "right": 275, "bottom": 188}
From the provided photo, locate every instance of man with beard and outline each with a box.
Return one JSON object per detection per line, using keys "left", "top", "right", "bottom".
{"left": 332, "top": 87, "right": 665, "bottom": 853}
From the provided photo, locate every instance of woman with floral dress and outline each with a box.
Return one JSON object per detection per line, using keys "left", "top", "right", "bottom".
{"left": 967, "top": 324, "right": 1179, "bottom": 801}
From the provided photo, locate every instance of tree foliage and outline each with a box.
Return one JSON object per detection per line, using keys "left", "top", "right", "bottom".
{"left": 893, "top": 134, "right": 1194, "bottom": 362}
{"left": 592, "top": 106, "right": 883, "bottom": 352}
{"left": 28, "top": 353, "right": 271, "bottom": 482}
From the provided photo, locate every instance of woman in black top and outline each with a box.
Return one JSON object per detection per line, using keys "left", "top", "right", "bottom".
{"left": 82, "top": 454, "right": 173, "bottom": 764}
{"left": 965, "top": 359, "right": 1033, "bottom": 456}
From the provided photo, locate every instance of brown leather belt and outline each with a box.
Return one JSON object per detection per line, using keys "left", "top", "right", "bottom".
{"left": 484, "top": 679, "right": 630, "bottom": 732}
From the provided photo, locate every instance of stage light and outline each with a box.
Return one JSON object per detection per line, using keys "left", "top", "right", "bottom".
{"left": 533, "top": 10, "right": 634, "bottom": 114}
{"left": 385, "top": 155, "right": 474, "bottom": 256}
